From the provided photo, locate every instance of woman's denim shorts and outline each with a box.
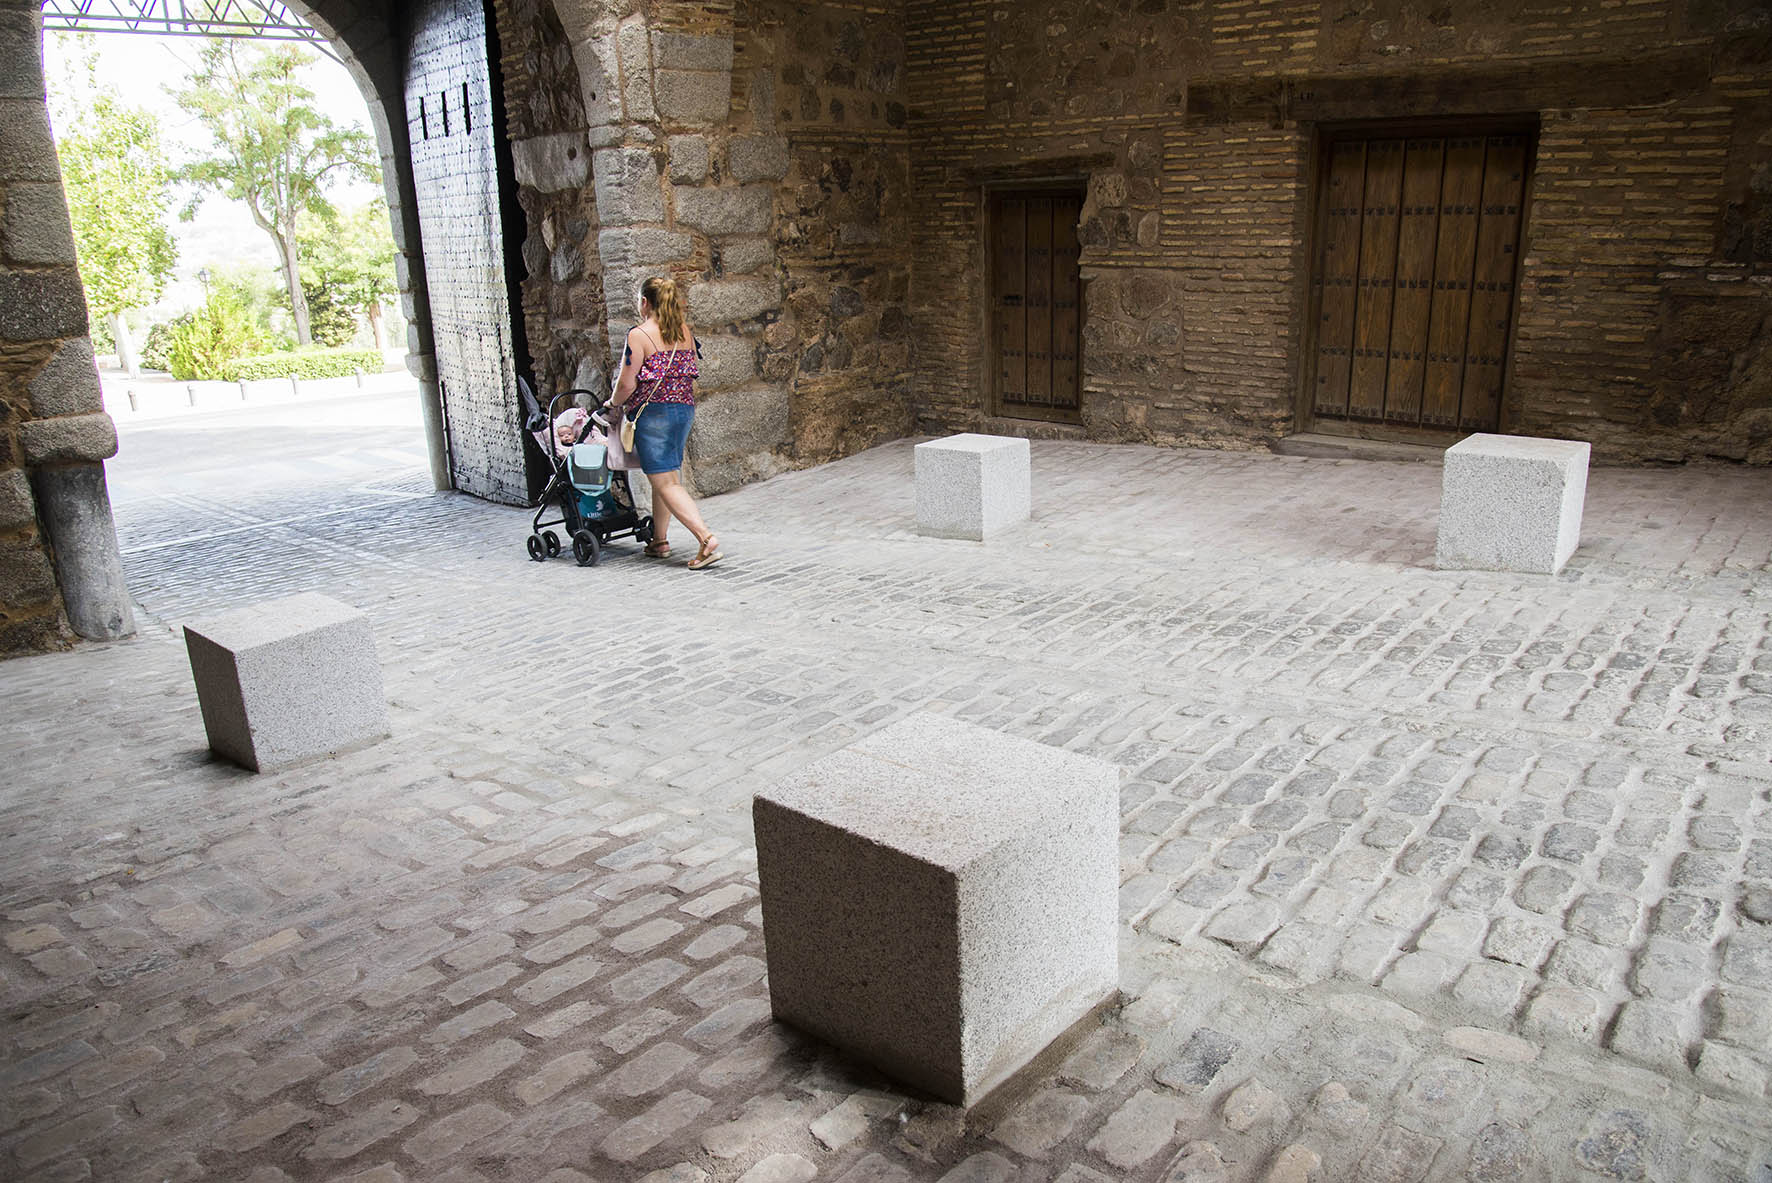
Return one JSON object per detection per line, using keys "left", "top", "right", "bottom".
{"left": 633, "top": 401, "right": 694, "bottom": 475}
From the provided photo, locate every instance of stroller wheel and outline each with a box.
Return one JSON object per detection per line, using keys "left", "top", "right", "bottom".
{"left": 525, "top": 535, "right": 546, "bottom": 562}
{"left": 636, "top": 516, "right": 654, "bottom": 545}
{"left": 572, "top": 529, "right": 602, "bottom": 567}
{"left": 543, "top": 530, "right": 561, "bottom": 558}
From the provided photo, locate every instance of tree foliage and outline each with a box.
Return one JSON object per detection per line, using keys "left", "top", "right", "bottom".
{"left": 300, "top": 278, "right": 359, "bottom": 347}
{"left": 299, "top": 202, "right": 397, "bottom": 347}
{"left": 51, "top": 38, "right": 178, "bottom": 332}
{"left": 170, "top": 41, "right": 379, "bottom": 346}
{"left": 210, "top": 262, "right": 297, "bottom": 348}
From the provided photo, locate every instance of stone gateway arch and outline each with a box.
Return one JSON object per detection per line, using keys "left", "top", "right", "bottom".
{"left": 4, "top": 0, "right": 1770, "bottom": 657}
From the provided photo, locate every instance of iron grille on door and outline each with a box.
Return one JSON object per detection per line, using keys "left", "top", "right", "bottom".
{"left": 991, "top": 191, "right": 1083, "bottom": 422}
{"left": 1309, "top": 130, "right": 1531, "bottom": 433}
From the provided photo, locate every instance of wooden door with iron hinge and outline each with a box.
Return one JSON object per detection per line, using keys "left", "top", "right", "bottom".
{"left": 991, "top": 190, "right": 1084, "bottom": 423}
{"left": 1308, "top": 127, "right": 1532, "bottom": 437}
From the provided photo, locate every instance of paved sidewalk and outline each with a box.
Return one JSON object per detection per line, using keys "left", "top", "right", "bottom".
{"left": 2, "top": 427, "right": 1770, "bottom": 1182}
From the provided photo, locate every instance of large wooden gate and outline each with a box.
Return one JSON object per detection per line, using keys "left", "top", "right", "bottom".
{"left": 406, "top": 0, "right": 536, "bottom": 504}
{"left": 1308, "top": 127, "right": 1532, "bottom": 435}
{"left": 991, "top": 190, "right": 1084, "bottom": 423}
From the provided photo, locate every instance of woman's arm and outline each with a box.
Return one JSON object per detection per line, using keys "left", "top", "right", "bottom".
{"left": 611, "top": 327, "right": 649, "bottom": 407}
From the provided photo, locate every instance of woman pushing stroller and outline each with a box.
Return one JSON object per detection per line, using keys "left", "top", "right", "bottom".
{"left": 612, "top": 275, "right": 724, "bottom": 571}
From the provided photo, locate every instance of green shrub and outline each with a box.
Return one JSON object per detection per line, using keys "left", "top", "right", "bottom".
{"left": 224, "top": 347, "right": 383, "bottom": 383}
{"left": 139, "top": 320, "right": 176, "bottom": 372}
{"left": 166, "top": 292, "right": 269, "bottom": 380}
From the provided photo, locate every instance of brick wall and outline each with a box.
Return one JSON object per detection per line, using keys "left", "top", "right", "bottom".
{"left": 1159, "top": 124, "right": 1308, "bottom": 447}
{"left": 491, "top": 0, "right": 1769, "bottom": 471}
{"left": 905, "top": 0, "right": 1772, "bottom": 463}
{"left": 1513, "top": 97, "right": 1772, "bottom": 461}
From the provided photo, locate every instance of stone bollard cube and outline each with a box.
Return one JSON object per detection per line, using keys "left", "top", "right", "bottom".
{"left": 1436, "top": 433, "right": 1591, "bottom": 575}
{"left": 184, "top": 592, "right": 389, "bottom": 773}
{"left": 915, "top": 433, "right": 1031, "bottom": 540}
{"left": 753, "top": 714, "right": 1119, "bottom": 1106}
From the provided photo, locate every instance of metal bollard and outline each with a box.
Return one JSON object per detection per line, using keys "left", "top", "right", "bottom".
{"left": 127, "top": 389, "right": 137, "bottom": 412}
{"left": 289, "top": 375, "right": 300, "bottom": 397}
{"left": 240, "top": 380, "right": 249, "bottom": 400}
{"left": 186, "top": 384, "right": 196, "bottom": 406}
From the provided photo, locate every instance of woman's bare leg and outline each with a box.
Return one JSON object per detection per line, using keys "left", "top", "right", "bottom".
{"left": 650, "top": 471, "right": 711, "bottom": 548}
{"left": 649, "top": 476, "right": 674, "bottom": 549}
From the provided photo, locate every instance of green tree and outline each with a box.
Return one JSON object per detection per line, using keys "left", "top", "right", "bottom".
{"left": 170, "top": 41, "right": 379, "bottom": 347}
{"left": 300, "top": 277, "right": 358, "bottom": 347}
{"left": 51, "top": 38, "right": 178, "bottom": 376}
{"left": 298, "top": 201, "right": 397, "bottom": 349}
{"left": 210, "top": 262, "right": 296, "bottom": 348}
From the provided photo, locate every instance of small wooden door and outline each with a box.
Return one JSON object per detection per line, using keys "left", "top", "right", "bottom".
{"left": 991, "top": 191, "right": 1083, "bottom": 422}
{"left": 1309, "top": 128, "right": 1531, "bottom": 434}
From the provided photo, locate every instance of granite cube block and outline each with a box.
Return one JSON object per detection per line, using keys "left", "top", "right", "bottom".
{"left": 184, "top": 592, "right": 389, "bottom": 773}
{"left": 915, "top": 434, "right": 1031, "bottom": 540}
{"left": 753, "top": 714, "right": 1119, "bottom": 1106}
{"left": 1436, "top": 433, "right": 1590, "bottom": 575}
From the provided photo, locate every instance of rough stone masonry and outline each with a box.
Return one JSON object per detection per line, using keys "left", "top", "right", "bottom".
{"left": 8, "top": 0, "right": 1770, "bottom": 659}
{"left": 0, "top": 0, "right": 134, "bottom": 655}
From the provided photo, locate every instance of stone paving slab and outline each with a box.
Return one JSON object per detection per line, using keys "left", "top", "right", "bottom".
{"left": 2, "top": 434, "right": 1770, "bottom": 1181}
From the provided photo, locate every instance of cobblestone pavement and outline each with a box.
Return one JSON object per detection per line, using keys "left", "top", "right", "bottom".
{"left": 3, "top": 416, "right": 1771, "bottom": 1182}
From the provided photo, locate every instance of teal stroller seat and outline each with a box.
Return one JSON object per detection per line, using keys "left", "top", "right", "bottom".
{"left": 520, "top": 379, "right": 654, "bottom": 566}
{"left": 566, "top": 442, "right": 620, "bottom": 522}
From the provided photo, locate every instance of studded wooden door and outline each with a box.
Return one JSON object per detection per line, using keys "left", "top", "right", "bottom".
{"left": 406, "top": 0, "right": 536, "bottom": 504}
{"left": 991, "top": 191, "right": 1083, "bottom": 423}
{"left": 1309, "top": 129, "right": 1531, "bottom": 434}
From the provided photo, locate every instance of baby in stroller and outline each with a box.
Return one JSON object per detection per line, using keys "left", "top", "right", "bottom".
{"left": 522, "top": 385, "right": 654, "bottom": 566}
{"left": 553, "top": 409, "right": 618, "bottom": 520}
{"left": 553, "top": 407, "right": 589, "bottom": 456}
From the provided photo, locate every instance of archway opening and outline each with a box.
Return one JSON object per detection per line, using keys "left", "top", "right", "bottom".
{"left": 32, "top": 2, "right": 467, "bottom": 621}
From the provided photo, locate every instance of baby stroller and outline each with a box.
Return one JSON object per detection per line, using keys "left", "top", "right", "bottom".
{"left": 520, "top": 377, "right": 654, "bottom": 566}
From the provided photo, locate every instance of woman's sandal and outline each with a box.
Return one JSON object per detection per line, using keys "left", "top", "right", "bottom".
{"left": 644, "top": 540, "right": 671, "bottom": 558}
{"left": 687, "top": 535, "right": 723, "bottom": 570}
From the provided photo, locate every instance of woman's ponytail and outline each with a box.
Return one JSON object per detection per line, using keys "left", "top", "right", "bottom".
{"left": 642, "top": 275, "right": 688, "bottom": 345}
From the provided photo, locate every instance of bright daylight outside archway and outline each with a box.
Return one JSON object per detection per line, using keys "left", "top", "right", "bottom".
{"left": 16, "top": 0, "right": 458, "bottom": 654}
{"left": 45, "top": 27, "right": 401, "bottom": 393}
{"left": 39, "top": 0, "right": 453, "bottom": 488}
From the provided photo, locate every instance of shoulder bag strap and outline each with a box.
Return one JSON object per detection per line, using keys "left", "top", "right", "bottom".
{"left": 630, "top": 344, "right": 678, "bottom": 422}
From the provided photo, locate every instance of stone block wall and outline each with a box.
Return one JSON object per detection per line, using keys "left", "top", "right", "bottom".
{"left": 904, "top": 0, "right": 1772, "bottom": 465}
{"left": 526, "top": 0, "right": 790, "bottom": 494}
{"left": 1, "top": 0, "right": 85, "bottom": 655}
{"left": 746, "top": 0, "right": 913, "bottom": 466}
{"left": 498, "top": 0, "right": 914, "bottom": 494}
{"left": 497, "top": 0, "right": 610, "bottom": 400}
